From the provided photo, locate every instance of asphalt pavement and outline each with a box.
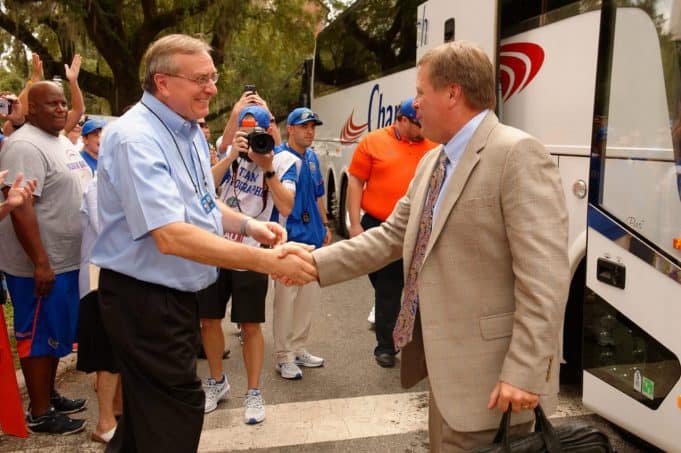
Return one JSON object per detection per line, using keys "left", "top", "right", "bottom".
{"left": 0, "top": 244, "right": 663, "bottom": 452}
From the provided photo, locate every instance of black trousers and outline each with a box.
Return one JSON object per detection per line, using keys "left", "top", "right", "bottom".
{"left": 99, "top": 269, "right": 204, "bottom": 453}
{"left": 361, "top": 213, "right": 404, "bottom": 356}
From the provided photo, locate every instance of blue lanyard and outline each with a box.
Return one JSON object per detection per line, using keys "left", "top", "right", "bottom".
{"left": 140, "top": 101, "right": 210, "bottom": 197}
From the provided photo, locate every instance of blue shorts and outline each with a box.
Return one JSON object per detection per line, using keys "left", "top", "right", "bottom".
{"left": 5, "top": 270, "right": 80, "bottom": 359}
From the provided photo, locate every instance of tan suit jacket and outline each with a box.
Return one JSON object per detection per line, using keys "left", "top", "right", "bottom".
{"left": 313, "top": 112, "right": 569, "bottom": 432}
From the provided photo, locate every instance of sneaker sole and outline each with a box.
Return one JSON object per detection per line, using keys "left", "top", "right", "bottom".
{"left": 275, "top": 367, "right": 302, "bottom": 379}
{"left": 244, "top": 415, "right": 265, "bottom": 425}
{"left": 28, "top": 421, "right": 87, "bottom": 436}
{"left": 294, "top": 360, "right": 324, "bottom": 368}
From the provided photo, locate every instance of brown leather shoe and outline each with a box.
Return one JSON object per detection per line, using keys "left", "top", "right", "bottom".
{"left": 375, "top": 353, "right": 396, "bottom": 368}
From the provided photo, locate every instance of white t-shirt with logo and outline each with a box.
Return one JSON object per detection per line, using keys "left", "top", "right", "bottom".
{"left": 219, "top": 152, "right": 296, "bottom": 248}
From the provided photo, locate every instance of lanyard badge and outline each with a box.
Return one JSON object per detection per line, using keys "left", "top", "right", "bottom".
{"left": 201, "top": 194, "right": 216, "bottom": 214}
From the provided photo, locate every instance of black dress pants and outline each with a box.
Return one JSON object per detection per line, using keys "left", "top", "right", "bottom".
{"left": 361, "top": 213, "right": 404, "bottom": 356}
{"left": 99, "top": 269, "right": 204, "bottom": 453}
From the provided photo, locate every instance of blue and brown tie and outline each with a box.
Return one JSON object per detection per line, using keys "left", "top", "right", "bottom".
{"left": 393, "top": 151, "right": 449, "bottom": 350}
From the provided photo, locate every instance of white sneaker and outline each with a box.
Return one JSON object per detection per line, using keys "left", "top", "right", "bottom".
{"left": 276, "top": 362, "right": 303, "bottom": 379}
{"left": 367, "top": 305, "right": 375, "bottom": 324}
{"left": 294, "top": 351, "right": 325, "bottom": 368}
{"left": 203, "top": 373, "right": 230, "bottom": 413}
{"left": 244, "top": 389, "right": 265, "bottom": 424}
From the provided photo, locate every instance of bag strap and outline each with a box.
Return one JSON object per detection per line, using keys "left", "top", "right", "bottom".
{"left": 491, "top": 405, "right": 564, "bottom": 453}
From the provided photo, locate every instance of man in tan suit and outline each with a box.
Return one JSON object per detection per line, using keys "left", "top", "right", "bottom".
{"left": 282, "top": 41, "right": 569, "bottom": 451}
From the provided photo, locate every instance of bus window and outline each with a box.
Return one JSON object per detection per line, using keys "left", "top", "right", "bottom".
{"left": 598, "top": 2, "right": 681, "bottom": 263}
{"left": 313, "top": 0, "right": 424, "bottom": 97}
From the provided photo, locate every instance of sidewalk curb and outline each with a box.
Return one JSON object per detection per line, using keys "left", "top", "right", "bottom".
{"left": 15, "top": 352, "right": 77, "bottom": 397}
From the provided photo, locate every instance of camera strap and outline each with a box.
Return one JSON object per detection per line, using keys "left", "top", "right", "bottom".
{"left": 227, "top": 158, "right": 269, "bottom": 218}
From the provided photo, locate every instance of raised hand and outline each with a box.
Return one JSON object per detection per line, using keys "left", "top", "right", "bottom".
{"left": 64, "top": 54, "right": 81, "bottom": 82}
{"left": 31, "top": 53, "right": 44, "bottom": 82}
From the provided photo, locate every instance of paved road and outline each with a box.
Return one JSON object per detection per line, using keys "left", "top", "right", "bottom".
{"left": 0, "top": 252, "right": 662, "bottom": 452}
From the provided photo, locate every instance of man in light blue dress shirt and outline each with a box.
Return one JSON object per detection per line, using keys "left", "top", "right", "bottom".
{"left": 92, "top": 34, "right": 316, "bottom": 453}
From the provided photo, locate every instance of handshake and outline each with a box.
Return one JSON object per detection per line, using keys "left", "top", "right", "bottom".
{"left": 271, "top": 242, "right": 320, "bottom": 286}
{"left": 239, "top": 218, "right": 319, "bottom": 286}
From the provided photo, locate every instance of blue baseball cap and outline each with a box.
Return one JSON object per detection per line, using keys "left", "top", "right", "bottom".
{"left": 81, "top": 118, "right": 106, "bottom": 136}
{"left": 238, "top": 106, "right": 271, "bottom": 129}
{"left": 397, "top": 97, "right": 419, "bottom": 124}
{"left": 287, "top": 107, "right": 323, "bottom": 126}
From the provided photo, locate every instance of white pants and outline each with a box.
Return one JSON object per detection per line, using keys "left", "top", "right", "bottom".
{"left": 272, "top": 281, "right": 320, "bottom": 363}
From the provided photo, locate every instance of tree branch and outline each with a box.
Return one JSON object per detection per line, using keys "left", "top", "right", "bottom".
{"left": 0, "top": 12, "right": 56, "bottom": 63}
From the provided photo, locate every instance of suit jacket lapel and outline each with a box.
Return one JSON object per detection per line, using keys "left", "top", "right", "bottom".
{"left": 424, "top": 112, "right": 498, "bottom": 259}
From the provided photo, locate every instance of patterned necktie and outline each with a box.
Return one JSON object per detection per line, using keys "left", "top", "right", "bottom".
{"left": 393, "top": 151, "right": 449, "bottom": 350}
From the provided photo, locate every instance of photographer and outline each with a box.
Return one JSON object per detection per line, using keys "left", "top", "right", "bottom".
{"left": 216, "top": 89, "right": 282, "bottom": 160}
{"left": 200, "top": 105, "right": 294, "bottom": 424}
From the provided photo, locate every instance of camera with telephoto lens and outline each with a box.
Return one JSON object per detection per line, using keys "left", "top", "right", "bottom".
{"left": 247, "top": 127, "right": 275, "bottom": 154}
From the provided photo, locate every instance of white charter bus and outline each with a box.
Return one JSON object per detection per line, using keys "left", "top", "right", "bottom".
{"left": 306, "top": 0, "right": 681, "bottom": 450}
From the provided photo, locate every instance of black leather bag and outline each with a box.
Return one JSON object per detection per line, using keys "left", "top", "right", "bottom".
{"left": 470, "top": 405, "right": 614, "bottom": 452}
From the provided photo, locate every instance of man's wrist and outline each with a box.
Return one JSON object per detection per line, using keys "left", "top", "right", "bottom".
{"left": 240, "top": 217, "right": 251, "bottom": 236}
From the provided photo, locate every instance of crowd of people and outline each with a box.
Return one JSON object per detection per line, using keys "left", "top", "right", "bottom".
{"left": 0, "top": 33, "right": 569, "bottom": 453}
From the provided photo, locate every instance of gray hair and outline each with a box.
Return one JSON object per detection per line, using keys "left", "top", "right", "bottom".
{"left": 142, "top": 34, "right": 212, "bottom": 93}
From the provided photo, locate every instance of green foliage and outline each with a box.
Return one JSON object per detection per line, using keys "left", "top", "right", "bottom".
{"left": 0, "top": 0, "right": 340, "bottom": 121}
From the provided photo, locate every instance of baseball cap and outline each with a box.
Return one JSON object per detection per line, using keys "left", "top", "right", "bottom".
{"left": 238, "top": 106, "right": 271, "bottom": 129}
{"left": 287, "top": 107, "right": 323, "bottom": 126}
{"left": 397, "top": 97, "right": 419, "bottom": 124}
{"left": 81, "top": 118, "right": 106, "bottom": 136}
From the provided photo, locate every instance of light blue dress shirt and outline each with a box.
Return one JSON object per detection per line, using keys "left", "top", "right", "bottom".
{"left": 432, "top": 109, "right": 489, "bottom": 221}
{"left": 92, "top": 91, "right": 223, "bottom": 292}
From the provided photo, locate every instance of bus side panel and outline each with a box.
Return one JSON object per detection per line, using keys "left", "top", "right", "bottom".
{"left": 500, "top": 11, "right": 600, "bottom": 157}
{"left": 584, "top": 228, "right": 681, "bottom": 452}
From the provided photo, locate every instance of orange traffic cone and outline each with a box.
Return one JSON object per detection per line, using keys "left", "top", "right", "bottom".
{"left": 0, "top": 307, "right": 28, "bottom": 438}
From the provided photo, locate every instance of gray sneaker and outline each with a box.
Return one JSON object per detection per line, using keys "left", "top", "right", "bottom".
{"left": 295, "top": 351, "right": 325, "bottom": 368}
{"left": 243, "top": 389, "right": 265, "bottom": 424}
{"left": 275, "top": 361, "right": 303, "bottom": 379}
{"left": 203, "top": 373, "right": 230, "bottom": 413}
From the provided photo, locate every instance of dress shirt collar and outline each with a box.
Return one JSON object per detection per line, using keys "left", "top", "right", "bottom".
{"left": 442, "top": 109, "right": 489, "bottom": 165}
{"left": 141, "top": 91, "right": 197, "bottom": 140}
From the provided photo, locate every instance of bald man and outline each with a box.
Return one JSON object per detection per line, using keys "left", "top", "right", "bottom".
{"left": 0, "top": 81, "right": 91, "bottom": 435}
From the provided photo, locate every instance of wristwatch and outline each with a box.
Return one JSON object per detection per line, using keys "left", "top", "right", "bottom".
{"left": 264, "top": 170, "right": 276, "bottom": 179}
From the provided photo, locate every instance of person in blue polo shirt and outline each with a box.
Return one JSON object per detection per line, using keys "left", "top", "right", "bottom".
{"left": 91, "top": 35, "right": 316, "bottom": 453}
{"left": 272, "top": 107, "right": 331, "bottom": 380}
{"left": 79, "top": 118, "right": 105, "bottom": 173}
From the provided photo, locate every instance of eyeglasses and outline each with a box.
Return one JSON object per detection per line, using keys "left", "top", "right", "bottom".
{"left": 162, "top": 72, "right": 220, "bottom": 87}
{"left": 408, "top": 118, "right": 422, "bottom": 127}
{"left": 198, "top": 122, "right": 207, "bottom": 127}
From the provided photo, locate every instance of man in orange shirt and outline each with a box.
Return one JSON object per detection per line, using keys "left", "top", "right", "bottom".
{"left": 347, "top": 97, "right": 436, "bottom": 367}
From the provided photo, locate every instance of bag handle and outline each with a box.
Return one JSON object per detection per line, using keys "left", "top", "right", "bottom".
{"left": 491, "top": 404, "right": 564, "bottom": 453}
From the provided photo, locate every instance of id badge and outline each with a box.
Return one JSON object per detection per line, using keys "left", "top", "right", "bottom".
{"left": 201, "top": 194, "right": 216, "bottom": 214}
{"left": 301, "top": 211, "right": 310, "bottom": 224}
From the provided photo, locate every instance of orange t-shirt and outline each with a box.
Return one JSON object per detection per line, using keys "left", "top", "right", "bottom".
{"left": 348, "top": 126, "right": 437, "bottom": 221}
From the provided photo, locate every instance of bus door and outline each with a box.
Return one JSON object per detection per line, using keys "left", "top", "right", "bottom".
{"left": 417, "top": 0, "right": 498, "bottom": 68}
{"left": 583, "top": 1, "right": 681, "bottom": 450}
